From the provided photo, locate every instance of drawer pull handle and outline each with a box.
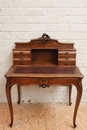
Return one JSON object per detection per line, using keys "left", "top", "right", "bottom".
{"left": 65, "top": 62, "right": 69, "bottom": 65}
{"left": 42, "top": 78, "right": 46, "bottom": 82}
{"left": 20, "top": 52, "right": 23, "bottom": 55}
{"left": 20, "top": 61, "right": 24, "bottom": 65}
{"left": 66, "top": 52, "right": 69, "bottom": 55}
{"left": 39, "top": 84, "right": 49, "bottom": 88}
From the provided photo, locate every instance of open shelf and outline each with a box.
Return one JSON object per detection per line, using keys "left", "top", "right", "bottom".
{"left": 31, "top": 49, "right": 58, "bottom": 66}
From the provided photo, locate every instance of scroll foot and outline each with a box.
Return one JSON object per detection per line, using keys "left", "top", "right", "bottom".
{"left": 73, "top": 80, "right": 82, "bottom": 129}
{"left": 74, "top": 124, "right": 77, "bottom": 128}
{"left": 69, "top": 102, "right": 72, "bottom": 106}
{"left": 9, "top": 122, "right": 13, "bottom": 127}
{"left": 17, "top": 84, "right": 21, "bottom": 105}
{"left": 17, "top": 100, "right": 20, "bottom": 104}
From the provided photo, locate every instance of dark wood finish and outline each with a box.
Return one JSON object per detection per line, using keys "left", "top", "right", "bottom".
{"left": 13, "top": 51, "right": 31, "bottom": 58}
{"left": 69, "top": 85, "right": 72, "bottom": 106}
{"left": 17, "top": 84, "right": 21, "bottom": 104}
{"left": 13, "top": 59, "right": 31, "bottom": 65}
{"left": 5, "top": 33, "right": 83, "bottom": 128}
{"left": 31, "top": 49, "right": 58, "bottom": 66}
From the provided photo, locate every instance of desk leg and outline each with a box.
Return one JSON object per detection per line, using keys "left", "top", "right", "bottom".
{"left": 69, "top": 85, "right": 72, "bottom": 106}
{"left": 17, "top": 84, "right": 21, "bottom": 104}
{"left": 6, "top": 82, "right": 13, "bottom": 127}
{"left": 73, "top": 82, "right": 82, "bottom": 128}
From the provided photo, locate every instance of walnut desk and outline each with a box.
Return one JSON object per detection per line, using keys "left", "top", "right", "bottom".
{"left": 5, "top": 34, "right": 83, "bottom": 128}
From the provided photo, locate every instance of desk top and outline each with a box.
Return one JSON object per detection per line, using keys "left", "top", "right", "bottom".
{"left": 5, "top": 65, "right": 83, "bottom": 78}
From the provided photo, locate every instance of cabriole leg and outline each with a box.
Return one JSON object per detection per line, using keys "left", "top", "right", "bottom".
{"left": 73, "top": 82, "right": 82, "bottom": 128}
{"left": 69, "top": 85, "right": 72, "bottom": 106}
{"left": 17, "top": 84, "right": 21, "bottom": 104}
{"left": 6, "top": 81, "right": 13, "bottom": 127}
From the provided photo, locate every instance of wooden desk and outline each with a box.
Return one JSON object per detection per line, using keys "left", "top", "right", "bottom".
{"left": 5, "top": 34, "right": 83, "bottom": 128}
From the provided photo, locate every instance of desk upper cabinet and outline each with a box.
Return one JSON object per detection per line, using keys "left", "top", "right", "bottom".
{"left": 13, "top": 33, "right": 76, "bottom": 67}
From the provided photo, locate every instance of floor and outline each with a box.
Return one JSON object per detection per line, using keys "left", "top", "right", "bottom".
{"left": 0, "top": 103, "right": 87, "bottom": 130}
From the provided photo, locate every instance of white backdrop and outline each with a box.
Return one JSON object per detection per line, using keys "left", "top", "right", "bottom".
{"left": 0, "top": 0, "right": 87, "bottom": 103}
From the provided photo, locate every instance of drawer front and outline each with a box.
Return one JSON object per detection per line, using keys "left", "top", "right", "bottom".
{"left": 58, "top": 51, "right": 76, "bottom": 59}
{"left": 58, "top": 60, "right": 76, "bottom": 66}
{"left": 13, "top": 51, "right": 31, "bottom": 59}
{"left": 13, "top": 59, "right": 31, "bottom": 65}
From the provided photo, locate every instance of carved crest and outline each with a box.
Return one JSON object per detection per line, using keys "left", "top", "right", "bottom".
{"left": 40, "top": 33, "right": 50, "bottom": 43}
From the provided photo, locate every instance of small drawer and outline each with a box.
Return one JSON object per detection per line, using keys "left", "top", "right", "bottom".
{"left": 58, "top": 51, "right": 76, "bottom": 59}
{"left": 13, "top": 51, "right": 31, "bottom": 59}
{"left": 58, "top": 60, "right": 76, "bottom": 66}
{"left": 58, "top": 51, "right": 75, "bottom": 54}
{"left": 58, "top": 54, "right": 76, "bottom": 59}
{"left": 13, "top": 59, "right": 31, "bottom": 65}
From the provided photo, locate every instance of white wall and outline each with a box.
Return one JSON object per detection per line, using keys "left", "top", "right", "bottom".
{"left": 0, "top": 0, "right": 87, "bottom": 103}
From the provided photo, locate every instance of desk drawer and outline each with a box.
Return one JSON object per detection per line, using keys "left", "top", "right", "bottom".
{"left": 58, "top": 60, "right": 76, "bottom": 66}
{"left": 58, "top": 51, "right": 76, "bottom": 59}
{"left": 13, "top": 59, "right": 31, "bottom": 65}
{"left": 13, "top": 51, "right": 31, "bottom": 58}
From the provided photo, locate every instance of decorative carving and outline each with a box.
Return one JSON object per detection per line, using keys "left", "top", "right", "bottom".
{"left": 6, "top": 79, "right": 22, "bottom": 89}
{"left": 76, "top": 78, "right": 82, "bottom": 91}
{"left": 39, "top": 78, "right": 49, "bottom": 88}
{"left": 39, "top": 84, "right": 49, "bottom": 88}
{"left": 6, "top": 79, "right": 11, "bottom": 89}
{"left": 41, "top": 33, "right": 50, "bottom": 43}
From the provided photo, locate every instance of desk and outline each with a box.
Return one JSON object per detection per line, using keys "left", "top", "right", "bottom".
{"left": 5, "top": 34, "right": 83, "bottom": 128}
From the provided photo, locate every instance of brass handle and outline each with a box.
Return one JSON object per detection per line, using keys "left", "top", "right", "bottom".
{"left": 65, "top": 62, "right": 69, "bottom": 65}
{"left": 42, "top": 84, "right": 46, "bottom": 88}
{"left": 39, "top": 84, "right": 49, "bottom": 88}
{"left": 20, "top": 61, "right": 24, "bottom": 65}
{"left": 20, "top": 52, "right": 23, "bottom": 55}
{"left": 65, "top": 52, "right": 69, "bottom": 55}
{"left": 42, "top": 78, "right": 46, "bottom": 82}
